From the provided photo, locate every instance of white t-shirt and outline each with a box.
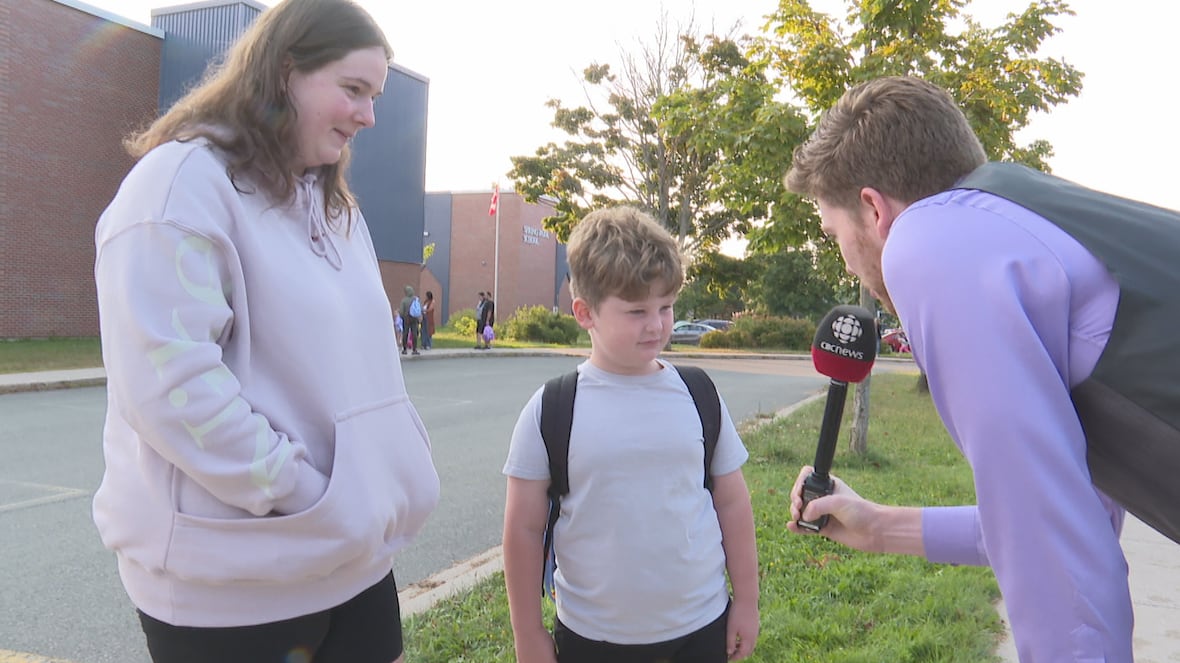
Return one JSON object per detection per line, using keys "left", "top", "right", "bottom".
{"left": 503, "top": 359, "right": 748, "bottom": 644}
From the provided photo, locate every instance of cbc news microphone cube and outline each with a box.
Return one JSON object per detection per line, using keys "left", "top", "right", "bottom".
{"left": 811, "top": 305, "right": 878, "bottom": 383}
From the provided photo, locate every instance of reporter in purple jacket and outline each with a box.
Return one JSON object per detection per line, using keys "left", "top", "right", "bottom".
{"left": 779, "top": 75, "right": 1179, "bottom": 662}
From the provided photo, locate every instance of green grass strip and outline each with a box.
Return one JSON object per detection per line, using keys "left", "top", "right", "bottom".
{"left": 0, "top": 338, "right": 103, "bottom": 374}
{"left": 403, "top": 373, "right": 1003, "bottom": 662}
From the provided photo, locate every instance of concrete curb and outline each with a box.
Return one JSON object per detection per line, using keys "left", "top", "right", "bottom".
{"left": 0, "top": 367, "right": 109, "bottom": 395}
{"left": 0, "top": 347, "right": 919, "bottom": 396}
{"left": 0, "top": 348, "right": 900, "bottom": 396}
{"left": 398, "top": 546, "right": 506, "bottom": 617}
{"left": 0, "top": 378, "right": 106, "bottom": 395}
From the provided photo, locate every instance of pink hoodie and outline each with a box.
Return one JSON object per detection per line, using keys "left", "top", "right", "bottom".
{"left": 93, "top": 139, "right": 439, "bottom": 627}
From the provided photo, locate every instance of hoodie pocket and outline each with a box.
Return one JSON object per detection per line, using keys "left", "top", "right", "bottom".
{"left": 164, "top": 395, "right": 440, "bottom": 584}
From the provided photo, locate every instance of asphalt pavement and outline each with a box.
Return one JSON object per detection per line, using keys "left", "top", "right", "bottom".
{"left": 1, "top": 348, "right": 1177, "bottom": 662}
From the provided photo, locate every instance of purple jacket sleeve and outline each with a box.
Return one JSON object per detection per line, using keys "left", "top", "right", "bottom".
{"left": 882, "top": 189, "right": 1132, "bottom": 662}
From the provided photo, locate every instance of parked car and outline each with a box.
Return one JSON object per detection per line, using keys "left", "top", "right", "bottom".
{"left": 670, "top": 320, "right": 723, "bottom": 345}
{"left": 694, "top": 318, "right": 733, "bottom": 331}
{"left": 881, "top": 328, "right": 911, "bottom": 353}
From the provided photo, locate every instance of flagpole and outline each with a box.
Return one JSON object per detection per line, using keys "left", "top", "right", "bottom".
{"left": 493, "top": 183, "right": 501, "bottom": 309}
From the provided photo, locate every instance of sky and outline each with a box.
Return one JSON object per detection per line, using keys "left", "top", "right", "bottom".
{"left": 85, "top": 0, "right": 1180, "bottom": 217}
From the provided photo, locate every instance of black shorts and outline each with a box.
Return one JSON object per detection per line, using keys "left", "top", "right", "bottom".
{"left": 554, "top": 602, "right": 728, "bottom": 663}
{"left": 138, "top": 572, "right": 402, "bottom": 663}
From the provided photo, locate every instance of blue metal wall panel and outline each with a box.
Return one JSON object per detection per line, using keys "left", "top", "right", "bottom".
{"left": 424, "top": 193, "right": 454, "bottom": 321}
{"left": 153, "top": 2, "right": 262, "bottom": 110}
{"left": 156, "top": 34, "right": 218, "bottom": 110}
{"left": 554, "top": 243, "right": 570, "bottom": 309}
{"left": 351, "top": 69, "right": 428, "bottom": 265}
{"left": 153, "top": 3, "right": 259, "bottom": 51}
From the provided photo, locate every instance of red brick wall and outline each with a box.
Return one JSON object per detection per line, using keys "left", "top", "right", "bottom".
{"left": 378, "top": 261, "right": 423, "bottom": 319}
{"left": 447, "top": 191, "right": 559, "bottom": 323}
{"left": 448, "top": 193, "right": 499, "bottom": 320}
{"left": 501, "top": 193, "right": 560, "bottom": 320}
{"left": 419, "top": 268, "right": 443, "bottom": 324}
{"left": 0, "top": 0, "right": 161, "bottom": 338}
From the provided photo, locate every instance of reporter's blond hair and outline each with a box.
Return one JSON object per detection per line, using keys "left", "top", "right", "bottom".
{"left": 785, "top": 76, "right": 986, "bottom": 209}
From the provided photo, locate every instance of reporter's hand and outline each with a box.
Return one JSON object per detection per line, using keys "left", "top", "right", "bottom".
{"left": 787, "top": 465, "right": 883, "bottom": 552}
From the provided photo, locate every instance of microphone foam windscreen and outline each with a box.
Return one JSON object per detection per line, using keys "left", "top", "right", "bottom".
{"left": 811, "top": 305, "right": 878, "bottom": 383}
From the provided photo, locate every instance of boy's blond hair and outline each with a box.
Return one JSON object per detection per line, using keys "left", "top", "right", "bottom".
{"left": 785, "top": 76, "right": 986, "bottom": 210}
{"left": 566, "top": 206, "right": 684, "bottom": 309}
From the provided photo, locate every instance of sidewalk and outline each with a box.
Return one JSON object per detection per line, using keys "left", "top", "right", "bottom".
{"left": 0, "top": 367, "right": 106, "bottom": 394}
{"left": 3, "top": 355, "right": 1176, "bottom": 660}
{"left": 994, "top": 514, "right": 1180, "bottom": 662}
{"left": 0, "top": 348, "right": 535, "bottom": 394}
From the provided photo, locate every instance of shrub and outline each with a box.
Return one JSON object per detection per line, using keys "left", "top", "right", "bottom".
{"left": 445, "top": 308, "right": 477, "bottom": 337}
{"left": 502, "top": 306, "right": 580, "bottom": 344}
{"left": 730, "top": 315, "right": 815, "bottom": 350}
{"left": 699, "top": 328, "right": 750, "bottom": 349}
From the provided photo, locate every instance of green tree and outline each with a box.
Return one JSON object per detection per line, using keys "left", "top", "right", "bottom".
{"left": 753, "top": 0, "right": 1083, "bottom": 250}
{"left": 678, "top": 248, "right": 845, "bottom": 323}
{"left": 655, "top": 34, "right": 816, "bottom": 256}
{"left": 745, "top": 249, "right": 843, "bottom": 320}
{"left": 752, "top": 0, "right": 1083, "bottom": 454}
{"left": 507, "top": 16, "right": 811, "bottom": 256}
{"left": 679, "top": 250, "right": 753, "bottom": 320}
{"left": 508, "top": 15, "right": 716, "bottom": 248}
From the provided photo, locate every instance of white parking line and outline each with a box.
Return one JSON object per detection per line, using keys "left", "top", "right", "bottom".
{"left": 0, "top": 480, "right": 88, "bottom": 514}
{"left": 0, "top": 649, "right": 76, "bottom": 662}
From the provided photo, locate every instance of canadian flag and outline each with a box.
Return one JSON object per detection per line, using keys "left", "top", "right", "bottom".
{"left": 488, "top": 184, "right": 499, "bottom": 216}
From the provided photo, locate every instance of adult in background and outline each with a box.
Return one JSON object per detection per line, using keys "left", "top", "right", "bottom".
{"left": 474, "top": 291, "right": 487, "bottom": 349}
{"left": 785, "top": 75, "right": 1180, "bottom": 662}
{"left": 478, "top": 291, "right": 496, "bottom": 350}
{"left": 422, "top": 290, "right": 436, "bottom": 350}
{"left": 91, "top": 1, "right": 440, "bottom": 660}
{"left": 399, "top": 285, "right": 421, "bottom": 356}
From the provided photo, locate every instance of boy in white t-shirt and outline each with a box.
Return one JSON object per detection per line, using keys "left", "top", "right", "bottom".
{"left": 502, "top": 206, "right": 759, "bottom": 662}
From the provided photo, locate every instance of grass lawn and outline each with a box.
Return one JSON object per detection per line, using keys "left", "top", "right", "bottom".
{"left": 402, "top": 373, "right": 1003, "bottom": 662}
{"left": 426, "top": 329, "right": 593, "bottom": 351}
{"left": 0, "top": 337, "right": 103, "bottom": 374}
{"left": 0, "top": 332, "right": 733, "bottom": 374}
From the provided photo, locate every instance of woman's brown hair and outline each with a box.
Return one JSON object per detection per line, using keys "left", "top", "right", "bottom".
{"left": 125, "top": 0, "right": 392, "bottom": 229}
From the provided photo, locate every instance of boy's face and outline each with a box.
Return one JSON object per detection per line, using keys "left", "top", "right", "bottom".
{"left": 574, "top": 287, "right": 676, "bottom": 376}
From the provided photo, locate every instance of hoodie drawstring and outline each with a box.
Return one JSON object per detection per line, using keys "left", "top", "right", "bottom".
{"left": 300, "top": 177, "right": 342, "bottom": 271}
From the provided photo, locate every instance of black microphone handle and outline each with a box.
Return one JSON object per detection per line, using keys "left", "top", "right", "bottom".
{"left": 811, "top": 379, "right": 848, "bottom": 478}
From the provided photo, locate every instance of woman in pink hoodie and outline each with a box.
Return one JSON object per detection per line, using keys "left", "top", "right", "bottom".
{"left": 92, "top": 1, "right": 439, "bottom": 661}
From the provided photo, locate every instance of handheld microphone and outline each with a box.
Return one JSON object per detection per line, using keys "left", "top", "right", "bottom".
{"left": 798, "top": 305, "right": 878, "bottom": 532}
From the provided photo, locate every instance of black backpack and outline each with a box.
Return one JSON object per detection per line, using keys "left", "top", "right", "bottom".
{"left": 537, "top": 364, "right": 722, "bottom": 598}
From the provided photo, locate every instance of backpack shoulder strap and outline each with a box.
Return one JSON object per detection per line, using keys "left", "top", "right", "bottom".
{"left": 538, "top": 369, "right": 578, "bottom": 598}
{"left": 674, "top": 364, "right": 722, "bottom": 491}
{"left": 540, "top": 370, "right": 578, "bottom": 498}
